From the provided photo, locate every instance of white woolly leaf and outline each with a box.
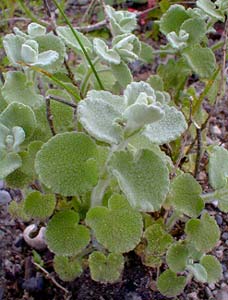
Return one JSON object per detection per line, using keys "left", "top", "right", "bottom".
{"left": 27, "top": 23, "right": 46, "bottom": 37}
{"left": 143, "top": 104, "right": 187, "bottom": 144}
{"left": 180, "top": 17, "right": 207, "bottom": 45}
{"left": 167, "top": 30, "right": 189, "bottom": 50}
{"left": 0, "top": 152, "right": 22, "bottom": 179}
{"left": 78, "top": 90, "right": 125, "bottom": 144}
{"left": 35, "top": 132, "right": 98, "bottom": 196}
{"left": 93, "top": 38, "right": 120, "bottom": 64}
{"left": 56, "top": 26, "right": 92, "bottom": 54}
{"left": 89, "top": 251, "right": 124, "bottom": 283}
{"left": 105, "top": 5, "right": 137, "bottom": 36}
{"left": 3, "top": 34, "right": 25, "bottom": 66}
{"left": 109, "top": 149, "right": 169, "bottom": 212}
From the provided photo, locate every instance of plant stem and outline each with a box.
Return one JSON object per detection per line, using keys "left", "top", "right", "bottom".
{"left": 52, "top": 0, "right": 104, "bottom": 90}
{"left": 80, "top": 57, "right": 100, "bottom": 97}
{"left": 48, "top": 94, "right": 77, "bottom": 108}
{"left": 17, "top": 0, "right": 47, "bottom": 26}
{"left": 45, "top": 96, "right": 56, "bottom": 136}
{"left": 33, "top": 262, "right": 71, "bottom": 296}
{"left": 166, "top": 211, "right": 180, "bottom": 231}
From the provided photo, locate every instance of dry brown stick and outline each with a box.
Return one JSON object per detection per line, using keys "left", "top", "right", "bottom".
{"left": 81, "top": 0, "right": 97, "bottom": 23}
{"left": 33, "top": 262, "right": 71, "bottom": 296}
{"left": 46, "top": 96, "right": 56, "bottom": 136}
{"left": 48, "top": 94, "right": 77, "bottom": 108}
{"left": 194, "top": 126, "right": 202, "bottom": 179}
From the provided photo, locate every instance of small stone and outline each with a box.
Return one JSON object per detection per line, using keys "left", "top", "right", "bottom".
{"left": 205, "top": 287, "right": 213, "bottom": 298}
{"left": 221, "top": 232, "right": 228, "bottom": 241}
{"left": 212, "top": 125, "right": 222, "bottom": 135}
{"left": 22, "top": 276, "right": 44, "bottom": 292}
{"left": 216, "top": 286, "right": 228, "bottom": 300}
{"left": 0, "top": 180, "right": 4, "bottom": 189}
{"left": 0, "top": 190, "right": 11, "bottom": 205}
{"left": 125, "top": 292, "right": 142, "bottom": 300}
{"left": 212, "top": 200, "right": 218, "bottom": 207}
{"left": 216, "top": 250, "right": 223, "bottom": 259}
{"left": 188, "top": 292, "right": 198, "bottom": 300}
{"left": 215, "top": 215, "right": 223, "bottom": 225}
{"left": 209, "top": 283, "right": 215, "bottom": 290}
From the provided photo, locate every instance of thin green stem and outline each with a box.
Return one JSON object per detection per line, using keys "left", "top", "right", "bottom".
{"left": 17, "top": 0, "right": 47, "bottom": 26}
{"left": 52, "top": 0, "right": 104, "bottom": 90}
{"left": 80, "top": 57, "right": 100, "bottom": 97}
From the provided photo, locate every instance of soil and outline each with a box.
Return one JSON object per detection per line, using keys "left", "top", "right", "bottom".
{"left": 0, "top": 1, "right": 228, "bottom": 300}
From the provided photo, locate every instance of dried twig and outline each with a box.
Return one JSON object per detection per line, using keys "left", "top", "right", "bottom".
{"left": 45, "top": 96, "right": 56, "bottom": 136}
{"left": 48, "top": 94, "right": 77, "bottom": 108}
{"left": 194, "top": 125, "right": 202, "bottom": 179}
{"left": 81, "top": 0, "right": 97, "bottom": 23}
{"left": 33, "top": 261, "right": 71, "bottom": 297}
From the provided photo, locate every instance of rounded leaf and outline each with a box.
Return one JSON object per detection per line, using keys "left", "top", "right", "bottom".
{"left": 93, "top": 38, "right": 120, "bottom": 65}
{"left": 166, "top": 242, "right": 189, "bottom": 273}
{"left": 157, "top": 269, "right": 187, "bottom": 297}
{"left": 0, "top": 102, "right": 37, "bottom": 139}
{"left": 143, "top": 104, "right": 187, "bottom": 144}
{"left": 2, "top": 71, "right": 43, "bottom": 107}
{"left": 35, "top": 132, "right": 98, "bottom": 196}
{"left": 200, "top": 255, "right": 222, "bottom": 283}
{"left": 159, "top": 5, "right": 190, "bottom": 35}
{"left": 185, "top": 212, "right": 220, "bottom": 253}
{"left": 109, "top": 149, "right": 169, "bottom": 212}
{"left": 89, "top": 251, "right": 124, "bottom": 283}
{"left": 54, "top": 255, "right": 82, "bottom": 281}
{"left": 24, "top": 191, "right": 56, "bottom": 220}
{"left": 169, "top": 173, "right": 204, "bottom": 217}
{"left": 86, "top": 194, "right": 143, "bottom": 253}
{"left": 187, "top": 263, "right": 207, "bottom": 283}
{"left": 46, "top": 210, "right": 90, "bottom": 256}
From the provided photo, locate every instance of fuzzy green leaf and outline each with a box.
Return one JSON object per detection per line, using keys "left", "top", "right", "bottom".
{"left": 93, "top": 38, "right": 120, "bottom": 64}
{"left": 8, "top": 199, "right": 29, "bottom": 221}
{"left": 3, "top": 34, "right": 25, "bottom": 66}
{"left": 143, "top": 224, "right": 173, "bottom": 267}
{"left": 0, "top": 152, "right": 22, "bottom": 179}
{"left": 142, "top": 104, "right": 187, "bottom": 144}
{"left": 105, "top": 5, "right": 137, "bottom": 36}
{"left": 208, "top": 146, "right": 228, "bottom": 190}
{"left": 166, "top": 242, "right": 189, "bottom": 273}
{"left": 24, "top": 191, "right": 56, "bottom": 220}
{"left": 111, "top": 61, "right": 133, "bottom": 88}
{"left": 86, "top": 194, "right": 143, "bottom": 253}
{"left": 197, "top": 0, "right": 224, "bottom": 20}
{"left": 0, "top": 102, "right": 36, "bottom": 139}
{"left": 78, "top": 90, "right": 125, "bottom": 144}
{"left": 109, "top": 150, "right": 169, "bottom": 212}
{"left": 169, "top": 173, "right": 204, "bottom": 217}
{"left": 89, "top": 251, "right": 124, "bottom": 283}
{"left": 35, "top": 132, "right": 98, "bottom": 196}
{"left": 180, "top": 17, "right": 206, "bottom": 45}
{"left": 185, "top": 213, "right": 220, "bottom": 253}
{"left": 2, "top": 71, "right": 43, "bottom": 107}
{"left": 159, "top": 5, "right": 190, "bottom": 35}
{"left": 213, "top": 183, "right": 228, "bottom": 213}
{"left": 187, "top": 263, "right": 207, "bottom": 283}
{"left": 46, "top": 210, "right": 90, "bottom": 256}
{"left": 27, "top": 23, "right": 46, "bottom": 37}
{"left": 183, "top": 45, "right": 216, "bottom": 78}
{"left": 157, "top": 269, "right": 187, "bottom": 297}
{"left": 147, "top": 75, "right": 164, "bottom": 91}
{"left": 124, "top": 81, "right": 156, "bottom": 106}
{"left": 54, "top": 256, "right": 82, "bottom": 281}
{"left": 167, "top": 30, "right": 189, "bottom": 50}
{"left": 200, "top": 255, "right": 222, "bottom": 283}
{"left": 56, "top": 26, "right": 92, "bottom": 54}
{"left": 34, "top": 34, "right": 66, "bottom": 72}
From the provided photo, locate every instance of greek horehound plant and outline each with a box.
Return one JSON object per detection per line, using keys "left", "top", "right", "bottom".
{"left": 0, "top": 1, "right": 226, "bottom": 297}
